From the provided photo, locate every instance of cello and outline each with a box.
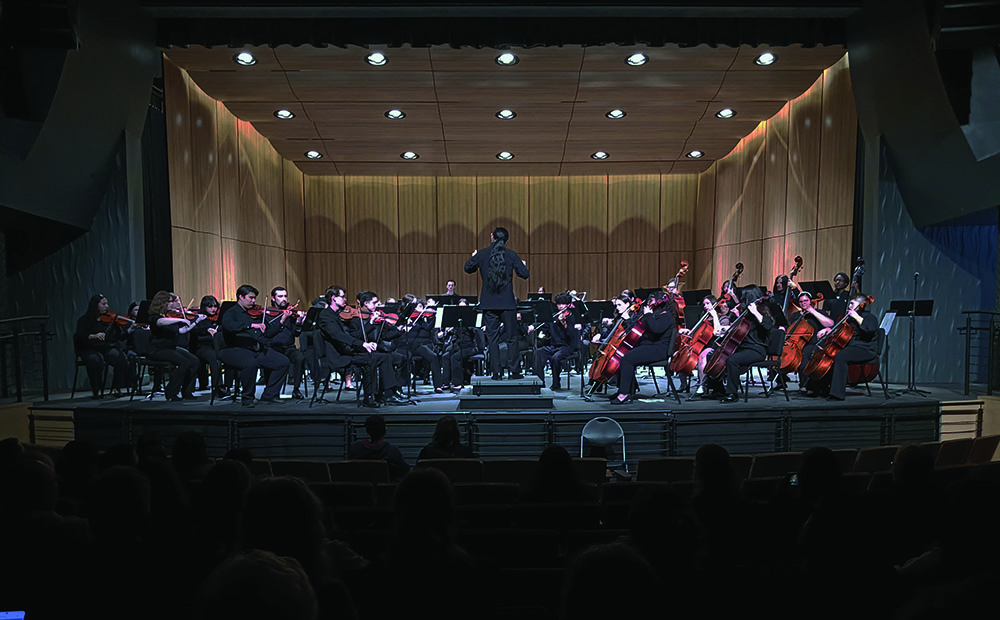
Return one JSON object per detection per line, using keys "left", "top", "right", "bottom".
{"left": 802, "top": 295, "right": 875, "bottom": 380}
{"left": 703, "top": 290, "right": 771, "bottom": 379}
{"left": 781, "top": 256, "right": 804, "bottom": 318}
{"left": 671, "top": 262, "right": 743, "bottom": 375}
{"left": 588, "top": 297, "right": 645, "bottom": 385}
{"left": 778, "top": 292, "right": 824, "bottom": 374}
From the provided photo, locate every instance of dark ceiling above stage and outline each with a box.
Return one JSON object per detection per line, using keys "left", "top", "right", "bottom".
{"left": 146, "top": 1, "right": 858, "bottom": 176}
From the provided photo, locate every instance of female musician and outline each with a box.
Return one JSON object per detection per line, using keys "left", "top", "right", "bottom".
{"left": 824, "top": 272, "right": 852, "bottom": 321}
{"left": 73, "top": 294, "right": 136, "bottom": 399}
{"left": 766, "top": 274, "right": 791, "bottom": 329}
{"left": 787, "top": 291, "right": 834, "bottom": 395}
{"left": 188, "top": 295, "right": 227, "bottom": 397}
{"left": 693, "top": 295, "right": 730, "bottom": 396}
{"left": 147, "top": 291, "right": 205, "bottom": 401}
{"left": 609, "top": 290, "right": 677, "bottom": 405}
{"left": 397, "top": 294, "right": 446, "bottom": 393}
{"left": 807, "top": 295, "right": 879, "bottom": 401}
{"left": 720, "top": 287, "right": 774, "bottom": 403}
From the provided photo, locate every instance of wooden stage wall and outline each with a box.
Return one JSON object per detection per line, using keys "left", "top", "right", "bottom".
{"left": 165, "top": 54, "right": 855, "bottom": 304}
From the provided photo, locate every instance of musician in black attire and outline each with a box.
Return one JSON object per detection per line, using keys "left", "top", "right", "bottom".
{"left": 219, "top": 284, "right": 291, "bottom": 407}
{"left": 610, "top": 290, "right": 677, "bottom": 405}
{"left": 788, "top": 291, "right": 834, "bottom": 395}
{"left": 188, "top": 295, "right": 226, "bottom": 397}
{"left": 350, "top": 290, "right": 407, "bottom": 401}
{"left": 532, "top": 292, "right": 581, "bottom": 390}
{"left": 464, "top": 227, "right": 530, "bottom": 380}
{"left": 823, "top": 272, "right": 852, "bottom": 321}
{"left": 720, "top": 286, "right": 774, "bottom": 403}
{"left": 147, "top": 290, "right": 204, "bottom": 401}
{"left": 317, "top": 285, "right": 405, "bottom": 408}
{"left": 74, "top": 294, "right": 135, "bottom": 399}
{"left": 808, "top": 295, "right": 879, "bottom": 401}
{"left": 440, "top": 318, "right": 478, "bottom": 390}
{"left": 263, "top": 286, "right": 306, "bottom": 400}
{"left": 766, "top": 274, "right": 791, "bottom": 329}
{"left": 397, "top": 295, "right": 446, "bottom": 393}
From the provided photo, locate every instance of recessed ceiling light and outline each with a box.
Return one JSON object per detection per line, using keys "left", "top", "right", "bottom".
{"left": 305, "top": 150, "right": 323, "bottom": 159}
{"left": 385, "top": 109, "right": 406, "bottom": 120}
{"left": 686, "top": 150, "right": 704, "bottom": 159}
{"left": 495, "top": 109, "right": 517, "bottom": 120}
{"left": 715, "top": 108, "right": 736, "bottom": 119}
{"left": 273, "top": 109, "right": 295, "bottom": 120}
{"left": 755, "top": 51, "right": 777, "bottom": 66}
{"left": 495, "top": 52, "right": 519, "bottom": 66}
{"left": 233, "top": 51, "right": 257, "bottom": 66}
{"left": 625, "top": 53, "right": 648, "bottom": 66}
{"left": 366, "top": 51, "right": 387, "bottom": 66}
{"left": 591, "top": 151, "right": 609, "bottom": 160}
{"left": 401, "top": 151, "right": 419, "bottom": 160}
{"left": 496, "top": 151, "right": 515, "bottom": 160}
{"left": 605, "top": 109, "right": 626, "bottom": 120}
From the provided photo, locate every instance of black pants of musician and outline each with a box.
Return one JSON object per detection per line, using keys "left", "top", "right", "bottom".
{"left": 483, "top": 309, "right": 519, "bottom": 377}
{"left": 724, "top": 346, "right": 766, "bottom": 395}
{"left": 270, "top": 344, "right": 305, "bottom": 391}
{"left": 341, "top": 350, "right": 398, "bottom": 397}
{"left": 615, "top": 342, "right": 671, "bottom": 396}
{"left": 534, "top": 345, "right": 575, "bottom": 388}
{"left": 401, "top": 344, "right": 444, "bottom": 389}
{"left": 148, "top": 346, "right": 200, "bottom": 399}
{"left": 82, "top": 346, "right": 134, "bottom": 397}
{"left": 813, "top": 344, "right": 877, "bottom": 399}
{"left": 797, "top": 342, "right": 820, "bottom": 392}
{"left": 219, "top": 347, "right": 290, "bottom": 401}
{"left": 194, "top": 344, "right": 224, "bottom": 392}
{"left": 443, "top": 345, "right": 476, "bottom": 386}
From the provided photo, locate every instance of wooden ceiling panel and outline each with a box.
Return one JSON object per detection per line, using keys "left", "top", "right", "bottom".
{"left": 165, "top": 45, "right": 280, "bottom": 71}
{"left": 225, "top": 101, "right": 308, "bottom": 122}
{"left": 564, "top": 140, "right": 688, "bottom": 161}
{"left": 564, "top": 122, "right": 696, "bottom": 142}
{"left": 287, "top": 71, "right": 438, "bottom": 101}
{"left": 295, "top": 160, "right": 342, "bottom": 175}
{"left": 186, "top": 70, "right": 296, "bottom": 101}
{"left": 274, "top": 44, "right": 433, "bottom": 71}
{"left": 318, "top": 141, "right": 448, "bottom": 162}
{"left": 450, "top": 163, "right": 562, "bottom": 176}
{"left": 315, "top": 123, "right": 444, "bottom": 142}
{"left": 250, "top": 121, "right": 320, "bottom": 140}
{"left": 715, "top": 70, "right": 826, "bottom": 101}
{"left": 429, "top": 45, "right": 585, "bottom": 71}
{"left": 731, "top": 45, "right": 846, "bottom": 71}
{"left": 577, "top": 71, "right": 726, "bottom": 100}
{"left": 336, "top": 162, "right": 451, "bottom": 176}
{"left": 303, "top": 102, "right": 443, "bottom": 123}
{"left": 581, "top": 43, "right": 739, "bottom": 71}
{"left": 560, "top": 161, "right": 676, "bottom": 175}
{"left": 445, "top": 142, "right": 565, "bottom": 162}
{"left": 570, "top": 100, "right": 709, "bottom": 122}
{"left": 433, "top": 72, "right": 581, "bottom": 102}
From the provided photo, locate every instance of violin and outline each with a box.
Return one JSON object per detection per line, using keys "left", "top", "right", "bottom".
{"left": 98, "top": 311, "right": 135, "bottom": 328}
{"left": 166, "top": 308, "right": 203, "bottom": 321}
{"left": 409, "top": 308, "right": 437, "bottom": 320}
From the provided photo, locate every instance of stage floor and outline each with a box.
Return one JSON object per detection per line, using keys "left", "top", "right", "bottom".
{"left": 24, "top": 374, "right": 983, "bottom": 465}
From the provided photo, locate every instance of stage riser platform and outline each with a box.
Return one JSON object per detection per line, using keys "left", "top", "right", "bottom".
{"left": 60, "top": 403, "right": 943, "bottom": 463}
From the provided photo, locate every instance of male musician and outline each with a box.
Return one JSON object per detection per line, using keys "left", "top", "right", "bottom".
{"left": 532, "top": 292, "right": 581, "bottom": 390}
{"left": 445, "top": 279, "right": 457, "bottom": 296}
{"left": 219, "top": 284, "right": 291, "bottom": 407}
{"left": 465, "top": 227, "right": 530, "bottom": 380}
{"left": 318, "top": 285, "right": 406, "bottom": 407}
{"left": 351, "top": 290, "right": 408, "bottom": 401}
{"left": 263, "top": 286, "right": 306, "bottom": 400}
{"left": 807, "top": 295, "right": 878, "bottom": 401}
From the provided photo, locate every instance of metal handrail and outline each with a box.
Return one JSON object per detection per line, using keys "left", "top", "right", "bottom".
{"left": 958, "top": 311, "right": 1000, "bottom": 396}
{"left": 0, "top": 315, "right": 51, "bottom": 402}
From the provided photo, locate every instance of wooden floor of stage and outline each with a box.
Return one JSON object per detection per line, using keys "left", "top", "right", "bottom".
{"left": 22, "top": 373, "right": 985, "bottom": 466}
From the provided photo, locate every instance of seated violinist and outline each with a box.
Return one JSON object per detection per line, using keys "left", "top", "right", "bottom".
{"left": 532, "top": 292, "right": 581, "bottom": 391}
{"left": 439, "top": 302, "right": 479, "bottom": 391}
{"left": 397, "top": 294, "right": 446, "bottom": 394}
{"left": 610, "top": 290, "right": 677, "bottom": 405}
{"left": 147, "top": 291, "right": 205, "bottom": 402}
{"left": 318, "top": 285, "right": 404, "bottom": 408}
{"left": 219, "top": 284, "right": 290, "bottom": 407}
{"left": 74, "top": 294, "right": 136, "bottom": 399}
{"left": 350, "top": 291, "right": 408, "bottom": 402}
{"left": 188, "top": 295, "right": 227, "bottom": 397}
{"left": 263, "top": 287, "right": 306, "bottom": 400}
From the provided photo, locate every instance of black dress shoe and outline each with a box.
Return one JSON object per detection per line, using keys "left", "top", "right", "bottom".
{"left": 292, "top": 389, "right": 304, "bottom": 400}
{"left": 241, "top": 398, "right": 256, "bottom": 408}
{"left": 827, "top": 395, "right": 845, "bottom": 401}
{"left": 182, "top": 393, "right": 198, "bottom": 401}
{"left": 167, "top": 394, "right": 183, "bottom": 402}
{"left": 609, "top": 394, "right": 633, "bottom": 405}
{"left": 509, "top": 372, "right": 524, "bottom": 380}
{"left": 720, "top": 393, "right": 739, "bottom": 403}
{"left": 259, "top": 396, "right": 282, "bottom": 404}
{"left": 491, "top": 374, "right": 502, "bottom": 381}
{"left": 360, "top": 396, "right": 381, "bottom": 409}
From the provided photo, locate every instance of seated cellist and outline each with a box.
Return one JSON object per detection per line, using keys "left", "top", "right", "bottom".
{"left": 609, "top": 290, "right": 677, "bottom": 405}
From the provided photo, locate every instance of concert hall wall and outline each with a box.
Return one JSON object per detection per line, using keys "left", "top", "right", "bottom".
{"left": 165, "top": 54, "right": 856, "bottom": 309}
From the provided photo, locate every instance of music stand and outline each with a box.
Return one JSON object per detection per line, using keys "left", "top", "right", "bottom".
{"left": 889, "top": 298, "right": 934, "bottom": 396}
{"left": 528, "top": 293, "right": 552, "bottom": 302}
{"left": 438, "top": 305, "right": 480, "bottom": 331}
{"left": 634, "top": 287, "right": 661, "bottom": 301}
{"left": 584, "top": 301, "right": 614, "bottom": 324}
{"left": 798, "top": 280, "right": 835, "bottom": 302}
{"left": 528, "top": 299, "right": 557, "bottom": 323}
{"left": 460, "top": 296, "right": 478, "bottom": 305}
{"left": 427, "top": 294, "right": 458, "bottom": 306}
{"left": 136, "top": 300, "right": 153, "bottom": 326}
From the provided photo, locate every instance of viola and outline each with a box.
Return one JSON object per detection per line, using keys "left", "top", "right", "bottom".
{"left": 98, "top": 311, "right": 135, "bottom": 328}
{"left": 703, "top": 292, "right": 771, "bottom": 379}
{"left": 778, "top": 293, "right": 824, "bottom": 373}
{"left": 802, "top": 294, "right": 875, "bottom": 380}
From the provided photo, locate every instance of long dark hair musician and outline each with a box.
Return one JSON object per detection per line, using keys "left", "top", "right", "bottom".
{"left": 608, "top": 290, "right": 677, "bottom": 405}
{"left": 465, "top": 226, "right": 530, "bottom": 380}
{"left": 73, "top": 294, "right": 136, "bottom": 399}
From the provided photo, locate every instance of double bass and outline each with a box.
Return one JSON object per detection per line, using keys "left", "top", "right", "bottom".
{"left": 670, "top": 262, "right": 743, "bottom": 375}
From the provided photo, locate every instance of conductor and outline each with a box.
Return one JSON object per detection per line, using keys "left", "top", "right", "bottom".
{"left": 465, "top": 226, "right": 530, "bottom": 379}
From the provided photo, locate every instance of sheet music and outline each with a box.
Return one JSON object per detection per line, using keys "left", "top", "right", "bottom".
{"left": 880, "top": 311, "right": 896, "bottom": 333}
